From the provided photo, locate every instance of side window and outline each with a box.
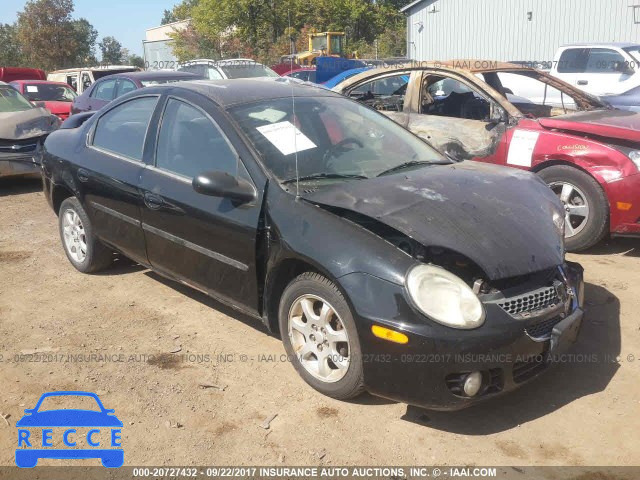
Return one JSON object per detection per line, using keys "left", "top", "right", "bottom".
{"left": 557, "top": 48, "right": 589, "bottom": 73}
{"left": 156, "top": 98, "right": 238, "bottom": 179}
{"left": 81, "top": 72, "right": 92, "bottom": 91}
{"left": 349, "top": 73, "right": 409, "bottom": 112}
{"left": 421, "top": 75, "right": 490, "bottom": 121}
{"left": 92, "top": 79, "right": 117, "bottom": 101}
{"left": 207, "top": 67, "right": 223, "bottom": 80}
{"left": 66, "top": 75, "right": 77, "bottom": 91}
{"left": 115, "top": 79, "right": 136, "bottom": 98}
{"left": 585, "top": 48, "right": 627, "bottom": 73}
{"left": 92, "top": 96, "right": 158, "bottom": 161}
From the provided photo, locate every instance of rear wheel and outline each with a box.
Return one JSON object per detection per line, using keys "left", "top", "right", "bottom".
{"left": 538, "top": 165, "right": 609, "bottom": 252}
{"left": 279, "top": 272, "right": 365, "bottom": 400}
{"left": 59, "top": 197, "right": 113, "bottom": 273}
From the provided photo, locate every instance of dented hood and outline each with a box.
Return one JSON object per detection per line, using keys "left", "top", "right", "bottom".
{"left": 538, "top": 109, "right": 640, "bottom": 143}
{"left": 302, "top": 161, "right": 564, "bottom": 280}
{"left": 0, "top": 107, "right": 59, "bottom": 140}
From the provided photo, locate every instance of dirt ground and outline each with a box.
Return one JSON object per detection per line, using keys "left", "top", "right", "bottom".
{"left": 0, "top": 177, "right": 639, "bottom": 468}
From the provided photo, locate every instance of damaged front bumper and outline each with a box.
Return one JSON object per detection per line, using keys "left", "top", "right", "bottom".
{"left": 0, "top": 141, "right": 43, "bottom": 178}
{"left": 340, "top": 261, "right": 585, "bottom": 410}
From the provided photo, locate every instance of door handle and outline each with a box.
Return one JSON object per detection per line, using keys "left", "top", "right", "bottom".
{"left": 143, "top": 192, "right": 164, "bottom": 210}
{"left": 577, "top": 80, "right": 588, "bottom": 85}
{"left": 77, "top": 168, "right": 90, "bottom": 182}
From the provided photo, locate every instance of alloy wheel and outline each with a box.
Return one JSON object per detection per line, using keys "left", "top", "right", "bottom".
{"left": 62, "top": 208, "right": 87, "bottom": 263}
{"left": 288, "top": 294, "right": 351, "bottom": 383}
{"left": 549, "top": 181, "right": 590, "bottom": 239}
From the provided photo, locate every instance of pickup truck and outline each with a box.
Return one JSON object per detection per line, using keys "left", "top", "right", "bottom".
{"left": 510, "top": 43, "right": 640, "bottom": 104}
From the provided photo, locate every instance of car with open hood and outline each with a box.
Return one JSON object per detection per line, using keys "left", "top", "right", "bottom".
{"left": 332, "top": 61, "right": 640, "bottom": 251}
{"left": 41, "top": 79, "right": 584, "bottom": 410}
{"left": 0, "top": 81, "right": 60, "bottom": 178}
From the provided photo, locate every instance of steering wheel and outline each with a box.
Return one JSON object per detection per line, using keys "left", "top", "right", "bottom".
{"left": 323, "top": 137, "right": 366, "bottom": 168}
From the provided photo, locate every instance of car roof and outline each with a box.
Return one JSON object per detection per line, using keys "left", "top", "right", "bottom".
{"left": 10, "top": 79, "right": 73, "bottom": 86}
{"left": 560, "top": 42, "right": 640, "bottom": 48}
{"left": 184, "top": 58, "right": 268, "bottom": 66}
{"left": 100, "top": 71, "right": 202, "bottom": 81}
{"left": 150, "top": 78, "right": 342, "bottom": 108}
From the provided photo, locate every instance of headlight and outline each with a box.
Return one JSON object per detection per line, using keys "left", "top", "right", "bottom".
{"left": 406, "top": 264, "right": 485, "bottom": 329}
{"left": 629, "top": 150, "right": 640, "bottom": 171}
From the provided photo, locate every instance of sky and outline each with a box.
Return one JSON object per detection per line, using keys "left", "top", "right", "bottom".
{"left": 1, "top": 0, "right": 179, "bottom": 57}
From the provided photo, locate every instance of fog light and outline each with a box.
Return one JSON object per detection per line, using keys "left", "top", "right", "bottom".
{"left": 463, "top": 371, "right": 483, "bottom": 397}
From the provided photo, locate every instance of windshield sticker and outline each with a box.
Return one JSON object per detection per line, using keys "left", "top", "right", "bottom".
{"left": 507, "top": 129, "right": 539, "bottom": 167}
{"left": 249, "top": 108, "right": 287, "bottom": 123}
{"left": 256, "top": 121, "right": 317, "bottom": 156}
{"left": 26, "top": 86, "right": 39, "bottom": 93}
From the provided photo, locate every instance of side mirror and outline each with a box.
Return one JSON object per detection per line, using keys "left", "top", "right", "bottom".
{"left": 489, "top": 105, "right": 507, "bottom": 124}
{"left": 193, "top": 171, "right": 256, "bottom": 204}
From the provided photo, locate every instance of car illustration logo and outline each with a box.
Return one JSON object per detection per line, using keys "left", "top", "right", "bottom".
{"left": 15, "top": 391, "right": 123, "bottom": 468}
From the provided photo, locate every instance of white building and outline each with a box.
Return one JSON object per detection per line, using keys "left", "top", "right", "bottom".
{"left": 402, "top": 0, "right": 640, "bottom": 62}
{"left": 143, "top": 20, "right": 189, "bottom": 69}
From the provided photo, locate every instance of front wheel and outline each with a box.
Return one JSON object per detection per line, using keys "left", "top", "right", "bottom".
{"left": 538, "top": 165, "right": 609, "bottom": 252}
{"left": 279, "top": 272, "right": 365, "bottom": 400}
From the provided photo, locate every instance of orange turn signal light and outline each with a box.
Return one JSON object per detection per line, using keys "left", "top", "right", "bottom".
{"left": 371, "top": 325, "right": 409, "bottom": 344}
{"left": 616, "top": 202, "right": 633, "bottom": 211}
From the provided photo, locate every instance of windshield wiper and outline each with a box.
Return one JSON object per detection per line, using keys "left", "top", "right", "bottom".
{"left": 376, "top": 160, "right": 436, "bottom": 177}
{"left": 282, "top": 173, "right": 368, "bottom": 184}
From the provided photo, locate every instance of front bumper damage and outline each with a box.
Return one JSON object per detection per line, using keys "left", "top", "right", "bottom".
{"left": 0, "top": 139, "right": 43, "bottom": 178}
{"left": 340, "top": 261, "right": 585, "bottom": 410}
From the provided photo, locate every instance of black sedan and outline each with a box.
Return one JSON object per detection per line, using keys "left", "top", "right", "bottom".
{"left": 70, "top": 70, "right": 203, "bottom": 115}
{"left": 41, "top": 78, "right": 585, "bottom": 410}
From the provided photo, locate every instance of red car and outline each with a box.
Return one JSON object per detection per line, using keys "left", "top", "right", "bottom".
{"left": 333, "top": 61, "right": 640, "bottom": 251}
{"left": 10, "top": 80, "right": 77, "bottom": 121}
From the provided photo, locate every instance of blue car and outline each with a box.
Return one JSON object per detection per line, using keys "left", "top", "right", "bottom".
{"left": 322, "top": 67, "right": 372, "bottom": 89}
{"left": 601, "top": 85, "right": 640, "bottom": 112}
{"left": 15, "top": 391, "right": 123, "bottom": 468}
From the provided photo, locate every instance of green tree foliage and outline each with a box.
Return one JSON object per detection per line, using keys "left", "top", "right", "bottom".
{"left": 99, "top": 36, "right": 124, "bottom": 64}
{"left": 16, "top": 0, "right": 78, "bottom": 71}
{"left": 161, "top": 9, "right": 178, "bottom": 25}
{"left": 0, "top": 23, "right": 24, "bottom": 67}
{"left": 71, "top": 18, "right": 99, "bottom": 66}
{"left": 168, "top": 0, "right": 406, "bottom": 64}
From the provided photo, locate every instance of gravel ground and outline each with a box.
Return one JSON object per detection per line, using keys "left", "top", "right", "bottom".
{"left": 0, "top": 178, "right": 638, "bottom": 468}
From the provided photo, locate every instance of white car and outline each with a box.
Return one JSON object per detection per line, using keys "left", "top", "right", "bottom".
{"left": 177, "top": 58, "right": 279, "bottom": 80}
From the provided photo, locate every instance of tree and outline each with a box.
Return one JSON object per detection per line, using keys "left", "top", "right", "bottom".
{"left": 16, "top": 0, "right": 78, "bottom": 71}
{"left": 99, "top": 36, "right": 124, "bottom": 64}
{"left": 161, "top": 9, "right": 177, "bottom": 25}
{"left": 71, "top": 18, "right": 98, "bottom": 66}
{"left": 0, "top": 23, "right": 25, "bottom": 67}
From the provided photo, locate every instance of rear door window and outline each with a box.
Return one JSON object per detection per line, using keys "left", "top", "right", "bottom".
{"left": 92, "top": 79, "right": 117, "bottom": 101}
{"left": 115, "top": 79, "right": 137, "bottom": 98}
{"left": 557, "top": 48, "right": 590, "bottom": 73}
{"left": 92, "top": 96, "right": 158, "bottom": 161}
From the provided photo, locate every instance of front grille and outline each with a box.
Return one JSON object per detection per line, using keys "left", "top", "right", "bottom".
{"left": 0, "top": 137, "right": 40, "bottom": 153}
{"left": 525, "top": 316, "right": 563, "bottom": 340}
{"left": 498, "top": 285, "right": 559, "bottom": 316}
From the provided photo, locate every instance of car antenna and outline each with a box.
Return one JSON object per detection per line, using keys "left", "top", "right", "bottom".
{"left": 288, "top": 8, "right": 300, "bottom": 198}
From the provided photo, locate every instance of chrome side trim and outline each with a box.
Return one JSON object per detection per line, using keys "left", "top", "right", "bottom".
{"left": 90, "top": 201, "right": 141, "bottom": 226}
{"left": 141, "top": 223, "right": 248, "bottom": 272}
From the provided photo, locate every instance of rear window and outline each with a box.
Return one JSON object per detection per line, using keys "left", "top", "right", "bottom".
{"left": 21, "top": 83, "right": 77, "bottom": 102}
{"left": 220, "top": 63, "right": 279, "bottom": 79}
{"left": 0, "top": 86, "right": 34, "bottom": 112}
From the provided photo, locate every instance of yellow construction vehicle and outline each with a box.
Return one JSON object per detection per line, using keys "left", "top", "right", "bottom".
{"left": 295, "top": 32, "right": 346, "bottom": 65}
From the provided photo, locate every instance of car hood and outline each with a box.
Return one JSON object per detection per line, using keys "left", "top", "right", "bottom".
{"left": 16, "top": 410, "right": 123, "bottom": 427}
{"left": 0, "top": 107, "right": 60, "bottom": 140}
{"left": 538, "top": 109, "right": 640, "bottom": 143}
{"left": 301, "top": 161, "right": 564, "bottom": 281}
{"left": 41, "top": 101, "right": 72, "bottom": 115}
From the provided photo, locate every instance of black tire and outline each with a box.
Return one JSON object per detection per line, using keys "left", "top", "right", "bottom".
{"left": 538, "top": 165, "right": 609, "bottom": 252}
{"left": 278, "top": 272, "right": 365, "bottom": 400}
{"left": 58, "top": 197, "right": 113, "bottom": 273}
